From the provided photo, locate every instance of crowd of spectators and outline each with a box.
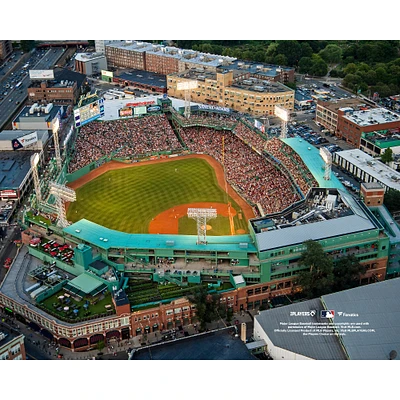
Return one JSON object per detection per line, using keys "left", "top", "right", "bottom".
{"left": 264, "top": 138, "right": 318, "bottom": 196}
{"left": 180, "top": 126, "right": 300, "bottom": 214}
{"left": 68, "top": 115, "right": 182, "bottom": 173}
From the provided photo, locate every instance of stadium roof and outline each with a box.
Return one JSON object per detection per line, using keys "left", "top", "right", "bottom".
{"left": 282, "top": 137, "right": 346, "bottom": 190}
{"left": 255, "top": 298, "right": 347, "bottom": 360}
{"left": 255, "top": 211, "right": 377, "bottom": 252}
{"left": 322, "top": 278, "right": 400, "bottom": 360}
{"left": 63, "top": 219, "right": 257, "bottom": 253}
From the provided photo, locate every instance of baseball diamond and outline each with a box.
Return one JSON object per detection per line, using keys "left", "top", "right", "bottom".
{"left": 66, "top": 155, "right": 252, "bottom": 235}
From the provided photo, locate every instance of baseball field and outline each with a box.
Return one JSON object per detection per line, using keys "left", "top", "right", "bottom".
{"left": 66, "top": 155, "right": 254, "bottom": 235}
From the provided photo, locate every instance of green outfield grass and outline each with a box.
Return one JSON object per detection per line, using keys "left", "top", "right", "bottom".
{"left": 67, "top": 158, "right": 248, "bottom": 234}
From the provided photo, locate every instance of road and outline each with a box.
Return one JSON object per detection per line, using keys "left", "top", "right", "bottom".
{"left": 0, "top": 47, "right": 65, "bottom": 130}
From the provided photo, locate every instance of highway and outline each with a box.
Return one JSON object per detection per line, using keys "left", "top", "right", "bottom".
{"left": 0, "top": 47, "right": 65, "bottom": 130}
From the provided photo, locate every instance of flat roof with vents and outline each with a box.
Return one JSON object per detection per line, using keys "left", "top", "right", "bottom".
{"left": 342, "top": 107, "right": 400, "bottom": 127}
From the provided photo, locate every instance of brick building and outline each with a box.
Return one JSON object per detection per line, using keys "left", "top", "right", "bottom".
{"left": 336, "top": 107, "right": 400, "bottom": 147}
{"left": 27, "top": 68, "right": 87, "bottom": 105}
{"left": 315, "top": 98, "right": 374, "bottom": 135}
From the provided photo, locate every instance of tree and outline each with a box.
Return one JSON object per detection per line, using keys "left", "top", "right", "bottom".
{"left": 20, "top": 40, "right": 36, "bottom": 53}
{"left": 276, "top": 40, "right": 302, "bottom": 66}
{"left": 274, "top": 54, "right": 288, "bottom": 66}
{"left": 332, "top": 254, "right": 366, "bottom": 292}
{"left": 381, "top": 147, "right": 393, "bottom": 164}
{"left": 187, "top": 286, "right": 220, "bottom": 331}
{"left": 298, "top": 57, "right": 313, "bottom": 74}
{"left": 319, "top": 44, "right": 343, "bottom": 65}
{"left": 383, "top": 189, "right": 400, "bottom": 213}
{"left": 295, "top": 240, "right": 334, "bottom": 298}
{"left": 309, "top": 56, "right": 328, "bottom": 77}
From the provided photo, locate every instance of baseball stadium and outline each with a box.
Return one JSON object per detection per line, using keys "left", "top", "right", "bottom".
{"left": 0, "top": 95, "right": 395, "bottom": 351}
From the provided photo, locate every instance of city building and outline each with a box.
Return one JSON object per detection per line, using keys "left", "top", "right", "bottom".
{"left": 315, "top": 98, "right": 374, "bottom": 135}
{"left": 102, "top": 41, "right": 294, "bottom": 85}
{"left": 334, "top": 148, "right": 400, "bottom": 191}
{"left": 0, "top": 40, "right": 13, "bottom": 60}
{"left": 167, "top": 69, "right": 294, "bottom": 116}
{"left": 94, "top": 40, "right": 106, "bottom": 54}
{"left": 294, "top": 89, "right": 314, "bottom": 109}
{"left": 359, "top": 128, "right": 400, "bottom": 158}
{"left": 336, "top": 107, "right": 400, "bottom": 147}
{"left": 0, "top": 323, "right": 26, "bottom": 360}
{"left": 12, "top": 103, "right": 66, "bottom": 133}
{"left": 254, "top": 277, "right": 400, "bottom": 360}
{"left": 74, "top": 53, "right": 107, "bottom": 76}
{"left": 27, "top": 68, "right": 87, "bottom": 105}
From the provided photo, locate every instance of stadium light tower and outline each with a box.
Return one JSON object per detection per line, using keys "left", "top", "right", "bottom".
{"left": 49, "top": 182, "right": 76, "bottom": 228}
{"left": 30, "top": 153, "right": 42, "bottom": 205}
{"left": 319, "top": 147, "right": 332, "bottom": 180}
{"left": 187, "top": 208, "right": 217, "bottom": 245}
{"left": 52, "top": 123, "right": 62, "bottom": 171}
{"left": 177, "top": 80, "right": 198, "bottom": 118}
{"left": 274, "top": 105, "right": 290, "bottom": 139}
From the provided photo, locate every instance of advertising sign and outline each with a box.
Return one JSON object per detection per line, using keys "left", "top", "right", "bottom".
{"left": 146, "top": 105, "right": 161, "bottom": 113}
{"left": 134, "top": 106, "right": 147, "bottom": 116}
{"left": 119, "top": 108, "right": 133, "bottom": 117}
{"left": 11, "top": 131, "right": 38, "bottom": 150}
{"left": 29, "top": 70, "right": 54, "bottom": 80}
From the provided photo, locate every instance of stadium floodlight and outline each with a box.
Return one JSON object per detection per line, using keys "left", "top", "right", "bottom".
{"left": 274, "top": 105, "right": 290, "bottom": 139}
{"left": 177, "top": 80, "right": 198, "bottom": 118}
{"left": 319, "top": 147, "right": 332, "bottom": 180}
{"left": 49, "top": 182, "right": 76, "bottom": 228}
{"left": 30, "top": 153, "right": 41, "bottom": 204}
{"left": 187, "top": 208, "right": 217, "bottom": 245}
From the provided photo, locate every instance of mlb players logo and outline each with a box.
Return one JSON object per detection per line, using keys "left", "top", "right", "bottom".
{"left": 321, "top": 310, "right": 335, "bottom": 319}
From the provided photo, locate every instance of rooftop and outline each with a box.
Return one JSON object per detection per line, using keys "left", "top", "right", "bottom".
{"left": 361, "top": 128, "right": 400, "bottom": 149}
{"left": 13, "top": 104, "right": 63, "bottom": 124}
{"left": 0, "top": 150, "right": 35, "bottom": 190}
{"left": 131, "top": 328, "right": 256, "bottom": 360}
{"left": 0, "top": 323, "right": 24, "bottom": 349}
{"left": 223, "top": 60, "right": 293, "bottom": 77}
{"left": 318, "top": 98, "right": 372, "bottom": 113}
{"left": 115, "top": 69, "right": 166, "bottom": 89}
{"left": 253, "top": 187, "right": 378, "bottom": 251}
{"left": 63, "top": 219, "right": 257, "bottom": 253}
{"left": 28, "top": 67, "right": 86, "bottom": 89}
{"left": 342, "top": 107, "right": 400, "bottom": 127}
{"left": 322, "top": 277, "right": 400, "bottom": 360}
{"left": 75, "top": 52, "right": 106, "bottom": 62}
{"left": 335, "top": 148, "right": 400, "bottom": 190}
{"left": 255, "top": 298, "right": 347, "bottom": 360}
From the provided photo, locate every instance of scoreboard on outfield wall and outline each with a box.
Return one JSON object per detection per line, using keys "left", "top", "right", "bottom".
{"left": 74, "top": 99, "right": 105, "bottom": 128}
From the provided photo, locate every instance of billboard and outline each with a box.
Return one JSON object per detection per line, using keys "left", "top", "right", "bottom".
{"left": 74, "top": 98, "right": 105, "bottom": 128}
{"left": 12, "top": 131, "right": 38, "bottom": 150}
{"left": 146, "top": 105, "right": 161, "bottom": 113}
{"left": 119, "top": 108, "right": 133, "bottom": 117}
{"left": 134, "top": 106, "right": 147, "bottom": 116}
{"left": 177, "top": 81, "right": 198, "bottom": 90}
{"left": 29, "top": 70, "right": 54, "bottom": 80}
{"left": 274, "top": 105, "right": 290, "bottom": 122}
{"left": 0, "top": 190, "right": 18, "bottom": 198}
{"left": 320, "top": 147, "right": 332, "bottom": 164}
{"left": 101, "top": 70, "right": 113, "bottom": 78}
